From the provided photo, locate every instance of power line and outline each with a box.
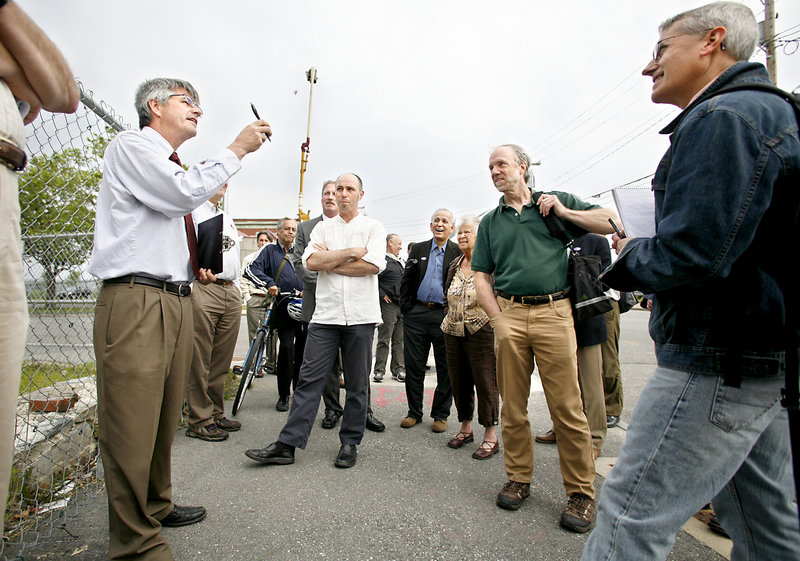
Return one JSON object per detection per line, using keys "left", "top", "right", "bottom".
{"left": 546, "top": 108, "right": 674, "bottom": 191}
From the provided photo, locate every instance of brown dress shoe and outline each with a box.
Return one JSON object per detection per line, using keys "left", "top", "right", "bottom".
{"left": 447, "top": 431, "right": 474, "bottom": 449}
{"left": 431, "top": 419, "right": 448, "bottom": 433}
{"left": 472, "top": 440, "right": 499, "bottom": 460}
{"left": 400, "top": 416, "right": 421, "bottom": 428}
{"left": 535, "top": 428, "right": 556, "bottom": 444}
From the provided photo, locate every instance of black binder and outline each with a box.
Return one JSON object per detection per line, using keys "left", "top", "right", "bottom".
{"left": 197, "top": 214, "right": 224, "bottom": 274}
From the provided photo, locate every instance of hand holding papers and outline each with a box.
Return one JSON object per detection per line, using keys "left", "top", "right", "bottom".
{"left": 611, "top": 187, "right": 655, "bottom": 238}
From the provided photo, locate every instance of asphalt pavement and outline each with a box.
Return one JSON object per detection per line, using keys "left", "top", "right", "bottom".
{"left": 5, "top": 311, "right": 731, "bottom": 561}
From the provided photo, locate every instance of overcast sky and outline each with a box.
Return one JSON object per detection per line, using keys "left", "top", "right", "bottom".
{"left": 21, "top": 0, "right": 800, "bottom": 245}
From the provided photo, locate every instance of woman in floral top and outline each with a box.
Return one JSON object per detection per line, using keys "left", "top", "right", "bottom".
{"left": 441, "top": 215, "right": 500, "bottom": 459}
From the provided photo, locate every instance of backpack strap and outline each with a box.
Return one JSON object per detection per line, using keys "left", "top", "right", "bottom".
{"left": 532, "top": 191, "right": 573, "bottom": 248}
{"left": 708, "top": 82, "right": 800, "bottom": 127}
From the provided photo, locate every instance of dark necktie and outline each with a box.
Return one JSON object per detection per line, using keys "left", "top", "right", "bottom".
{"left": 169, "top": 152, "right": 201, "bottom": 278}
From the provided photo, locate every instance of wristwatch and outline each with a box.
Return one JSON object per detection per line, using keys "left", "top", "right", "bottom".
{"left": 0, "top": 135, "right": 27, "bottom": 171}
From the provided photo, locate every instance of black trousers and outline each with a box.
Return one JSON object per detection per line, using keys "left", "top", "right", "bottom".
{"left": 402, "top": 304, "right": 452, "bottom": 420}
{"left": 274, "top": 307, "right": 306, "bottom": 399}
{"left": 278, "top": 323, "right": 375, "bottom": 449}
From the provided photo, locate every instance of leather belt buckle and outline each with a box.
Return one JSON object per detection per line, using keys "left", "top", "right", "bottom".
{"left": 0, "top": 135, "right": 27, "bottom": 172}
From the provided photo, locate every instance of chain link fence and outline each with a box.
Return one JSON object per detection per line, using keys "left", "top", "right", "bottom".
{"left": 3, "top": 82, "right": 126, "bottom": 554}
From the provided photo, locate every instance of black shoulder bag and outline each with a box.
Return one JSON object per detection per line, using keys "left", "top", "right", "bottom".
{"left": 532, "top": 191, "right": 613, "bottom": 322}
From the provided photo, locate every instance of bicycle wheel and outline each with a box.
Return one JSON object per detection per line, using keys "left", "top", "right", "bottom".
{"left": 232, "top": 329, "right": 265, "bottom": 415}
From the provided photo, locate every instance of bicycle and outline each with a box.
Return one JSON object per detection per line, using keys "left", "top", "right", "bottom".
{"left": 232, "top": 289, "right": 302, "bottom": 415}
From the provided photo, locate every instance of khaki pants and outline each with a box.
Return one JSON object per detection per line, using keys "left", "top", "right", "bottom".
{"left": 0, "top": 81, "right": 28, "bottom": 538}
{"left": 94, "top": 282, "right": 193, "bottom": 560}
{"left": 186, "top": 282, "right": 242, "bottom": 429}
{"left": 601, "top": 300, "right": 623, "bottom": 416}
{"left": 577, "top": 343, "right": 606, "bottom": 451}
{"left": 491, "top": 296, "right": 595, "bottom": 499}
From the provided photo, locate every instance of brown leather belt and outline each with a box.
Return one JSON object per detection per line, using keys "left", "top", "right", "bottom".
{"left": 497, "top": 289, "right": 570, "bottom": 306}
{"left": 417, "top": 300, "right": 444, "bottom": 309}
{"left": 214, "top": 279, "right": 234, "bottom": 286}
{"left": 0, "top": 134, "right": 27, "bottom": 171}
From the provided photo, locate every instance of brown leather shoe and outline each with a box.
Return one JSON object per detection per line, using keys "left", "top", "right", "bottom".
{"left": 215, "top": 417, "right": 242, "bottom": 432}
{"left": 560, "top": 493, "right": 596, "bottom": 533}
{"left": 186, "top": 423, "right": 228, "bottom": 442}
{"left": 535, "top": 428, "right": 556, "bottom": 444}
{"left": 447, "top": 431, "right": 474, "bottom": 449}
{"left": 472, "top": 440, "right": 499, "bottom": 460}
{"left": 400, "top": 416, "right": 421, "bottom": 428}
{"left": 431, "top": 419, "right": 448, "bottom": 433}
{"left": 496, "top": 480, "right": 530, "bottom": 510}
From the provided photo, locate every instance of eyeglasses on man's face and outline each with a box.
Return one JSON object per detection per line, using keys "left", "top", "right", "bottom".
{"left": 652, "top": 28, "right": 713, "bottom": 62}
{"left": 168, "top": 93, "right": 203, "bottom": 115}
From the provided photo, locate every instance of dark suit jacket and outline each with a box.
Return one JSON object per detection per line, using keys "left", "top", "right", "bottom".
{"left": 400, "top": 238, "right": 460, "bottom": 314}
{"left": 573, "top": 233, "right": 610, "bottom": 347}
{"left": 292, "top": 215, "right": 323, "bottom": 323}
{"left": 379, "top": 255, "right": 404, "bottom": 303}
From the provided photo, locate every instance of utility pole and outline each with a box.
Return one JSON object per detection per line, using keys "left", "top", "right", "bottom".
{"left": 297, "top": 67, "right": 318, "bottom": 222}
{"left": 763, "top": 0, "right": 778, "bottom": 83}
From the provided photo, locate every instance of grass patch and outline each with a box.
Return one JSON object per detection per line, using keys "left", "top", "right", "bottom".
{"left": 20, "top": 361, "right": 96, "bottom": 396}
{"left": 223, "top": 368, "right": 239, "bottom": 401}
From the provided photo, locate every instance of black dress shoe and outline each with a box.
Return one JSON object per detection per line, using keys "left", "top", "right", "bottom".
{"left": 334, "top": 444, "right": 357, "bottom": 468}
{"left": 275, "top": 397, "right": 289, "bottom": 412}
{"left": 160, "top": 505, "right": 207, "bottom": 527}
{"left": 321, "top": 410, "right": 342, "bottom": 429}
{"left": 365, "top": 411, "right": 385, "bottom": 432}
{"left": 245, "top": 441, "right": 295, "bottom": 465}
{"left": 606, "top": 415, "right": 620, "bottom": 428}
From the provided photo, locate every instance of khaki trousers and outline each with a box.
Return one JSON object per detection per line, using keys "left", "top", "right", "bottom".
{"left": 491, "top": 296, "right": 595, "bottom": 498}
{"left": 601, "top": 300, "right": 623, "bottom": 416}
{"left": 577, "top": 343, "right": 607, "bottom": 451}
{"left": 186, "top": 282, "right": 242, "bottom": 428}
{"left": 94, "top": 282, "right": 193, "bottom": 561}
{"left": 0, "top": 82, "right": 27, "bottom": 537}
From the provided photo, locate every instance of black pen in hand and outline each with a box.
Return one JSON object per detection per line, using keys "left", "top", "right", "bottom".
{"left": 250, "top": 103, "right": 271, "bottom": 142}
{"left": 609, "top": 218, "right": 625, "bottom": 238}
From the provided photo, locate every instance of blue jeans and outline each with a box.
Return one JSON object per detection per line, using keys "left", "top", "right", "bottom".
{"left": 582, "top": 366, "right": 800, "bottom": 561}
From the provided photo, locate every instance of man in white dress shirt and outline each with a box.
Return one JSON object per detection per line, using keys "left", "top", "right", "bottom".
{"left": 185, "top": 182, "right": 244, "bottom": 441}
{"left": 245, "top": 172, "right": 385, "bottom": 469}
{"left": 88, "top": 77, "right": 269, "bottom": 561}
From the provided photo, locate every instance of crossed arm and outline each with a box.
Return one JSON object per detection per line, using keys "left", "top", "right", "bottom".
{"left": 306, "top": 244, "right": 379, "bottom": 276}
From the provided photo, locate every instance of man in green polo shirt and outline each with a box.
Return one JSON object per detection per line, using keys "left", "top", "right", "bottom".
{"left": 472, "top": 143, "right": 617, "bottom": 533}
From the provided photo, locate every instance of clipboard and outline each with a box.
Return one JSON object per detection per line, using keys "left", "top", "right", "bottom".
{"left": 197, "top": 214, "right": 224, "bottom": 274}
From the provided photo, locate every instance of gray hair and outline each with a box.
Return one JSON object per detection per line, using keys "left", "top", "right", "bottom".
{"left": 278, "top": 217, "right": 297, "bottom": 229}
{"left": 456, "top": 214, "right": 480, "bottom": 233}
{"left": 321, "top": 179, "right": 336, "bottom": 194}
{"left": 660, "top": 2, "right": 757, "bottom": 61}
{"left": 429, "top": 208, "right": 454, "bottom": 224}
{"left": 496, "top": 144, "right": 535, "bottom": 186}
{"left": 135, "top": 78, "right": 200, "bottom": 129}
{"left": 386, "top": 233, "right": 400, "bottom": 243}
